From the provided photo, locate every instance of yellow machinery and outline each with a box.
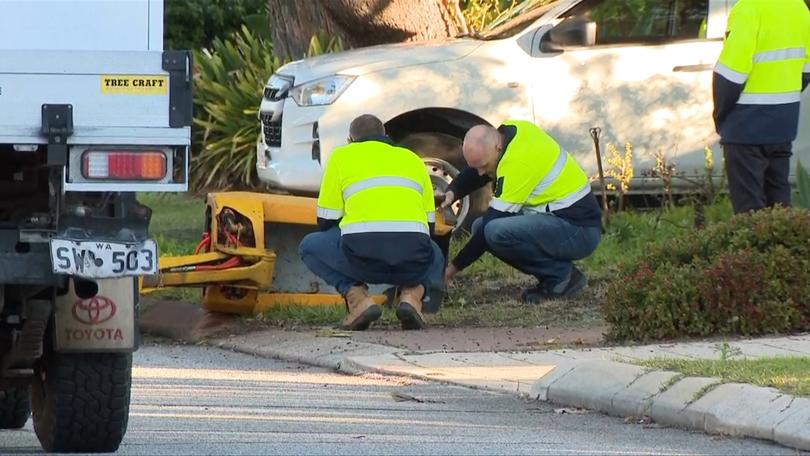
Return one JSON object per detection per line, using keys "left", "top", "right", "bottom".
{"left": 140, "top": 192, "right": 454, "bottom": 315}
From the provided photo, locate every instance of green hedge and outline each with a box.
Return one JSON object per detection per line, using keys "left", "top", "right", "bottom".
{"left": 164, "top": 0, "right": 266, "bottom": 50}
{"left": 603, "top": 207, "right": 810, "bottom": 342}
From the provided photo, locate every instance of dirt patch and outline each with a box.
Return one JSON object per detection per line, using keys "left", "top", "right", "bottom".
{"left": 351, "top": 326, "right": 607, "bottom": 352}
{"left": 139, "top": 297, "right": 241, "bottom": 343}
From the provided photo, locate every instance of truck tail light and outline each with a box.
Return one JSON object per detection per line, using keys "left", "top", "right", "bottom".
{"left": 82, "top": 151, "right": 167, "bottom": 180}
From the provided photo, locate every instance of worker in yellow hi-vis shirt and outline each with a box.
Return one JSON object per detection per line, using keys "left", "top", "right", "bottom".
{"left": 438, "top": 121, "right": 602, "bottom": 304}
{"left": 298, "top": 115, "right": 443, "bottom": 331}
{"left": 712, "top": 0, "right": 810, "bottom": 213}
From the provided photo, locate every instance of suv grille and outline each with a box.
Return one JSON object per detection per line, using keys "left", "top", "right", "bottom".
{"left": 261, "top": 113, "right": 282, "bottom": 147}
{"left": 263, "top": 87, "right": 280, "bottom": 100}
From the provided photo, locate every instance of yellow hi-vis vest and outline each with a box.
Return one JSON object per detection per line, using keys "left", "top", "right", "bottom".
{"left": 316, "top": 140, "right": 435, "bottom": 235}
{"left": 489, "top": 120, "right": 591, "bottom": 214}
{"left": 715, "top": 0, "right": 810, "bottom": 106}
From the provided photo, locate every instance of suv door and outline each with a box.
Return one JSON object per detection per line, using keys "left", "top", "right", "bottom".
{"left": 529, "top": 0, "right": 725, "bottom": 189}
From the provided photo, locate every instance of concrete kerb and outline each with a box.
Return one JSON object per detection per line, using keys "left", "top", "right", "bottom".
{"left": 206, "top": 332, "right": 809, "bottom": 452}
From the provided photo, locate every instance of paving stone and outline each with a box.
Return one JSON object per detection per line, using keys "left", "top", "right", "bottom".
{"left": 773, "top": 397, "right": 810, "bottom": 451}
{"left": 649, "top": 376, "right": 722, "bottom": 430}
{"left": 545, "top": 360, "right": 648, "bottom": 414}
{"left": 610, "top": 370, "right": 681, "bottom": 418}
{"left": 528, "top": 362, "right": 580, "bottom": 401}
{"left": 690, "top": 383, "right": 794, "bottom": 440}
{"left": 501, "top": 351, "right": 583, "bottom": 364}
{"left": 756, "top": 339, "right": 810, "bottom": 356}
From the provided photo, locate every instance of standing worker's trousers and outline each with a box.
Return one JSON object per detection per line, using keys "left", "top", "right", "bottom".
{"left": 723, "top": 144, "right": 792, "bottom": 214}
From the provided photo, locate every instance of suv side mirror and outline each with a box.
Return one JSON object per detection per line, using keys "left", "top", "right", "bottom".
{"left": 540, "top": 17, "right": 597, "bottom": 52}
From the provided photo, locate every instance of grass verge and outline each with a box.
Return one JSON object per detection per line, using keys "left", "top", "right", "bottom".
{"left": 639, "top": 357, "right": 810, "bottom": 397}
{"left": 140, "top": 192, "right": 732, "bottom": 330}
{"left": 139, "top": 193, "right": 204, "bottom": 302}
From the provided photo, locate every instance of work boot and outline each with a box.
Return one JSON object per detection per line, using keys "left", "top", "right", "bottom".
{"left": 339, "top": 285, "right": 381, "bottom": 331}
{"left": 521, "top": 267, "right": 588, "bottom": 304}
{"left": 395, "top": 285, "right": 427, "bottom": 330}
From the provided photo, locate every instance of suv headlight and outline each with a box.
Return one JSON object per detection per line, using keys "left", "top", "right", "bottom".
{"left": 289, "top": 75, "right": 356, "bottom": 106}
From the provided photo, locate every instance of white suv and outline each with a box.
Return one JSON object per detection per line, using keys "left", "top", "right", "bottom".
{"left": 257, "top": 0, "right": 809, "bottom": 223}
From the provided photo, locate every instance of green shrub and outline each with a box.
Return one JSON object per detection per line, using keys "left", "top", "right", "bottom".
{"left": 191, "top": 25, "right": 281, "bottom": 192}
{"left": 191, "top": 27, "right": 344, "bottom": 192}
{"left": 603, "top": 207, "right": 810, "bottom": 342}
{"left": 164, "top": 0, "right": 266, "bottom": 50}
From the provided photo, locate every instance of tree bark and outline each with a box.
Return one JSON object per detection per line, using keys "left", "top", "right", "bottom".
{"left": 266, "top": 0, "right": 461, "bottom": 61}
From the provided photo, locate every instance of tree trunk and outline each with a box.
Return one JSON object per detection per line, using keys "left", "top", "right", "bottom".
{"left": 266, "top": 0, "right": 461, "bottom": 61}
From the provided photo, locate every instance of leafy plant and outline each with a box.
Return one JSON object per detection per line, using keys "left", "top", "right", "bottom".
{"left": 191, "top": 27, "right": 344, "bottom": 192}
{"left": 604, "top": 142, "right": 634, "bottom": 212}
{"left": 603, "top": 206, "right": 810, "bottom": 342}
{"left": 305, "top": 33, "right": 345, "bottom": 58}
{"left": 191, "top": 26, "right": 281, "bottom": 192}
{"left": 644, "top": 149, "right": 676, "bottom": 207}
{"left": 461, "top": 0, "right": 519, "bottom": 31}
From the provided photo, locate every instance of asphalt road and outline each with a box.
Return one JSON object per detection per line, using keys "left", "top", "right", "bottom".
{"left": 1, "top": 342, "right": 801, "bottom": 455}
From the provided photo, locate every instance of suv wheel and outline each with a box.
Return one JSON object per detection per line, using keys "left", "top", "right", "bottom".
{"left": 399, "top": 132, "right": 491, "bottom": 233}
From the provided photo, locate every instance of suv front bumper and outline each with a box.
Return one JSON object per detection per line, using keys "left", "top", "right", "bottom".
{"left": 256, "top": 141, "right": 322, "bottom": 193}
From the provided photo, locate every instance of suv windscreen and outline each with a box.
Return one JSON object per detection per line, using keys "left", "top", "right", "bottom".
{"left": 562, "top": 0, "right": 710, "bottom": 45}
{"left": 479, "top": 0, "right": 562, "bottom": 40}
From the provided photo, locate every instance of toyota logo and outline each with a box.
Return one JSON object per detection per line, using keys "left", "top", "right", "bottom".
{"left": 72, "top": 296, "right": 117, "bottom": 325}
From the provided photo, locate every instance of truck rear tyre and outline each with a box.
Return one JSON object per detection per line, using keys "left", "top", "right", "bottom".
{"left": 31, "top": 342, "right": 132, "bottom": 453}
{"left": 0, "top": 383, "right": 31, "bottom": 429}
{"left": 399, "top": 132, "right": 491, "bottom": 234}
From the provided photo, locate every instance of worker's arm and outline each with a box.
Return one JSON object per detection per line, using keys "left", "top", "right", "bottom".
{"left": 450, "top": 207, "right": 511, "bottom": 270}
{"left": 421, "top": 164, "right": 437, "bottom": 236}
{"left": 713, "top": 4, "right": 758, "bottom": 130}
{"left": 447, "top": 166, "right": 492, "bottom": 202}
{"left": 316, "top": 150, "right": 344, "bottom": 231}
{"left": 451, "top": 161, "right": 535, "bottom": 272}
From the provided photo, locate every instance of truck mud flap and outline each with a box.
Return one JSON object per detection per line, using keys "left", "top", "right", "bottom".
{"left": 54, "top": 278, "right": 137, "bottom": 353}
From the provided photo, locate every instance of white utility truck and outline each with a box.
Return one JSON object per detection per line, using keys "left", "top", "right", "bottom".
{"left": 257, "top": 0, "right": 809, "bottom": 226}
{"left": 0, "top": 0, "right": 191, "bottom": 451}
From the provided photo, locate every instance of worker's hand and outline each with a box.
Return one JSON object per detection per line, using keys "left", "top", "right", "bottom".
{"left": 435, "top": 190, "right": 455, "bottom": 210}
{"left": 443, "top": 263, "right": 459, "bottom": 287}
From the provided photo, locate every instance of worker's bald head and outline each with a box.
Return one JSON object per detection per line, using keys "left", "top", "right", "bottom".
{"left": 349, "top": 114, "right": 385, "bottom": 142}
{"left": 463, "top": 125, "right": 502, "bottom": 176}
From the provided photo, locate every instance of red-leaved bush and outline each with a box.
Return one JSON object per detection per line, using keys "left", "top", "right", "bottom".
{"left": 603, "top": 207, "right": 810, "bottom": 341}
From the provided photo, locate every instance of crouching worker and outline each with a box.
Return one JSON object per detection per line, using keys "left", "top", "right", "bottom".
{"left": 298, "top": 114, "right": 444, "bottom": 330}
{"left": 439, "top": 121, "right": 602, "bottom": 302}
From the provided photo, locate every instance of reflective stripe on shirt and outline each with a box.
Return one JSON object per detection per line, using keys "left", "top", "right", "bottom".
{"left": 489, "top": 198, "right": 522, "bottom": 213}
{"left": 714, "top": 62, "right": 748, "bottom": 84}
{"left": 522, "top": 182, "right": 591, "bottom": 214}
{"left": 342, "top": 176, "right": 422, "bottom": 200}
{"left": 738, "top": 92, "right": 802, "bottom": 105}
{"left": 317, "top": 207, "right": 343, "bottom": 220}
{"left": 752, "top": 47, "right": 806, "bottom": 63}
{"left": 340, "top": 221, "right": 429, "bottom": 235}
{"left": 529, "top": 148, "right": 569, "bottom": 199}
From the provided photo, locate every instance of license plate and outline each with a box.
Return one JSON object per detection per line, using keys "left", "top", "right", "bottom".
{"left": 50, "top": 239, "right": 157, "bottom": 279}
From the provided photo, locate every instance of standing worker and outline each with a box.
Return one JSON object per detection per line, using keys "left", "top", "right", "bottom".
{"left": 712, "top": 0, "right": 810, "bottom": 214}
{"left": 298, "top": 114, "right": 444, "bottom": 331}
{"left": 438, "top": 121, "right": 602, "bottom": 303}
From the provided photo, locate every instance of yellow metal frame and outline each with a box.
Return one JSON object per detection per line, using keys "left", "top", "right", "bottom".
{"left": 141, "top": 192, "right": 453, "bottom": 315}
